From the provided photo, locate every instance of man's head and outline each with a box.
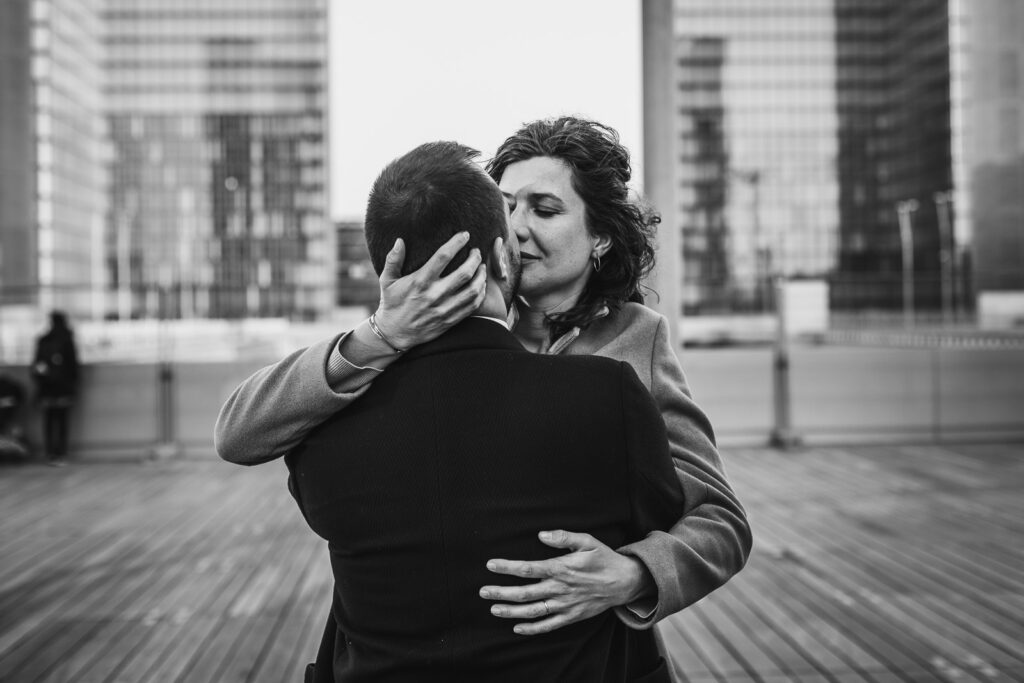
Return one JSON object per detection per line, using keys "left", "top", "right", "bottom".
{"left": 49, "top": 310, "right": 69, "bottom": 332}
{"left": 365, "top": 141, "right": 512, "bottom": 275}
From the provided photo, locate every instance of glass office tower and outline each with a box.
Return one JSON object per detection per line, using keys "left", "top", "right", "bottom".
{"left": 0, "top": 0, "right": 106, "bottom": 317}
{"left": 0, "top": 0, "right": 38, "bottom": 310}
{"left": 672, "top": 1, "right": 841, "bottom": 314}
{"left": 103, "top": 0, "right": 331, "bottom": 320}
{"left": 655, "top": 0, "right": 974, "bottom": 317}
{"left": 952, "top": 0, "right": 1024, "bottom": 296}
{"left": 335, "top": 219, "right": 379, "bottom": 312}
{"left": 834, "top": 0, "right": 953, "bottom": 311}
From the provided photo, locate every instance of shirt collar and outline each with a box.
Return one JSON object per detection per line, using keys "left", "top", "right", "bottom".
{"left": 545, "top": 303, "right": 611, "bottom": 354}
{"left": 470, "top": 314, "right": 511, "bottom": 331}
{"left": 503, "top": 299, "right": 611, "bottom": 354}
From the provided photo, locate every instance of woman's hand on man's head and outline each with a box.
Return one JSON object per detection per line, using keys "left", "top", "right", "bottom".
{"left": 374, "top": 232, "right": 488, "bottom": 351}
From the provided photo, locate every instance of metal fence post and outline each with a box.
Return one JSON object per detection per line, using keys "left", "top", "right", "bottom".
{"left": 770, "top": 277, "right": 801, "bottom": 449}
{"left": 151, "top": 318, "right": 180, "bottom": 459}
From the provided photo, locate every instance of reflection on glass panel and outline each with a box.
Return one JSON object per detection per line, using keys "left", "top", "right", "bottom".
{"left": 669, "top": 0, "right": 975, "bottom": 316}
{"left": 103, "top": 1, "right": 329, "bottom": 319}
{"left": 672, "top": 3, "right": 839, "bottom": 314}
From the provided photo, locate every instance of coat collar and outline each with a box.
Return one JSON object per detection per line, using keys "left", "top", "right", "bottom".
{"left": 505, "top": 298, "right": 612, "bottom": 356}
{"left": 399, "top": 317, "right": 526, "bottom": 363}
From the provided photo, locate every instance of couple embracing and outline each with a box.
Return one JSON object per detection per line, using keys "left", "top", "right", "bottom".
{"left": 217, "top": 117, "right": 751, "bottom": 682}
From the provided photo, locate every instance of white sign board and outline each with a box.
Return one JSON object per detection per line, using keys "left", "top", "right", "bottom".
{"left": 780, "top": 280, "right": 829, "bottom": 336}
{"left": 978, "top": 291, "right": 1024, "bottom": 330}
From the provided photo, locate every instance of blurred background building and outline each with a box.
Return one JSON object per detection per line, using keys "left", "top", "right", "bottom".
{"left": 644, "top": 0, "right": 1024, "bottom": 330}
{"left": 0, "top": 0, "right": 107, "bottom": 318}
{"left": 2, "top": 0, "right": 1022, "bottom": 452}
{"left": 335, "top": 218, "right": 379, "bottom": 312}
{"left": 3, "top": 0, "right": 1024, "bottom": 361}
{"left": 955, "top": 0, "right": 1024, "bottom": 303}
{"left": 1, "top": 0, "right": 331, "bottom": 323}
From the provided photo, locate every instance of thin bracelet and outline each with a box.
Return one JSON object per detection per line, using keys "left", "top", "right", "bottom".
{"left": 368, "top": 313, "right": 405, "bottom": 354}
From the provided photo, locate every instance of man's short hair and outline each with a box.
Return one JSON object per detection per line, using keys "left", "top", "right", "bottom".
{"left": 365, "top": 141, "right": 507, "bottom": 277}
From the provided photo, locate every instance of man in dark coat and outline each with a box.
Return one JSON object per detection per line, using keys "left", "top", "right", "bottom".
{"left": 31, "top": 311, "right": 80, "bottom": 464}
{"left": 286, "top": 141, "right": 684, "bottom": 682}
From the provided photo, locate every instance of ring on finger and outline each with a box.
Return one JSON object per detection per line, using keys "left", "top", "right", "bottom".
{"left": 542, "top": 600, "right": 550, "bottom": 616}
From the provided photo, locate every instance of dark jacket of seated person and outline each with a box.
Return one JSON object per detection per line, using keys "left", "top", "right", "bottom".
{"left": 287, "top": 317, "right": 685, "bottom": 683}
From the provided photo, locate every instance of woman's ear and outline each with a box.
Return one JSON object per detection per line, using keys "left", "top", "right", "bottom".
{"left": 490, "top": 237, "right": 508, "bottom": 280}
{"left": 592, "top": 234, "right": 612, "bottom": 259}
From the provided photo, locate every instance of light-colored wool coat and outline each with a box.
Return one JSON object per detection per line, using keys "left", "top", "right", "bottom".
{"left": 216, "top": 302, "right": 751, "bottom": 630}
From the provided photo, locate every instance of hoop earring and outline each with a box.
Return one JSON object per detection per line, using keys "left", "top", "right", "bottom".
{"left": 591, "top": 254, "right": 602, "bottom": 272}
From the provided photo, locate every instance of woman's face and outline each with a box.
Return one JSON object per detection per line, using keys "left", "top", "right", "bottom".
{"left": 498, "top": 156, "right": 608, "bottom": 310}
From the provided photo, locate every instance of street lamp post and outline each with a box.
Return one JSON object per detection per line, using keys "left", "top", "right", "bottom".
{"left": 91, "top": 218, "right": 104, "bottom": 322}
{"left": 895, "top": 199, "right": 919, "bottom": 329}
{"left": 934, "top": 191, "right": 954, "bottom": 326}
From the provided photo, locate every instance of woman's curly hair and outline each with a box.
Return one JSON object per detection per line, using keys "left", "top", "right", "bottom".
{"left": 486, "top": 116, "right": 660, "bottom": 341}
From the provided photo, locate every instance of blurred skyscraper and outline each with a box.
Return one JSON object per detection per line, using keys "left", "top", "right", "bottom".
{"left": 643, "top": 0, "right": 1024, "bottom": 323}
{"left": 335, "top": 219, "right": 379, "bottom": 312}
{"left": 0, "top": 0, "right": 107, "bottom": 318}
{"left": 0, "top": 0, "right": 331, "bottom": 321}
{"left": 104, "top": 0, "right": 330, "bottom": 320}
{"left": 951, "top": 0, "right": 1024, "bottom": 299}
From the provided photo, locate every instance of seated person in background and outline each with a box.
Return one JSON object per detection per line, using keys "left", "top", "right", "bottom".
{"left": 0, "top": 373, "right": 30, "bottom": 460}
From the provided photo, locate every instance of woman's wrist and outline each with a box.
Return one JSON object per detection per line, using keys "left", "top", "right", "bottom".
{"left": 618, "top": 555, "right": 656, "bottom": 606}
{"left": 368, "top": 312, "right": 407, "bottom": 354}
{"left": 349, "top": 319, "right": 404, "bottom": 363}
{"left": 371, "top": 308, "right": 417, "bottom": 351}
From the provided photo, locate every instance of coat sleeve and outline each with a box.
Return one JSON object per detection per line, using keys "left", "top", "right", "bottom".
{"left": 620, "top": 361, "right": 686, "bottom": 536}
{"left": 614, "top": 316, "right": 752, "bottom": 628}
{"left": 214, "top": 334, "right": 375, "bottom": 465}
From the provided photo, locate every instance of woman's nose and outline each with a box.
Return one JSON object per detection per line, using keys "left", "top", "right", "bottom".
{"left": 510, "top": 207, "right": 529, "bottom": 241}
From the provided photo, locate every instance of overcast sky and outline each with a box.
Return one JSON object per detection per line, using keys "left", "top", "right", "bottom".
{"left": 329, "top": 0, "right": 642, "bottom": 219}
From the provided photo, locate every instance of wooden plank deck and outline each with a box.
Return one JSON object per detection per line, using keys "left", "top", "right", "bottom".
{"left": 1, "top": 442, "right": 1022, "bottom": 682}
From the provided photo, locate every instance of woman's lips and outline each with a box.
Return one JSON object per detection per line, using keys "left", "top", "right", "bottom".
{"left": 520, "top": 252, "right": 540, "bottom": 262}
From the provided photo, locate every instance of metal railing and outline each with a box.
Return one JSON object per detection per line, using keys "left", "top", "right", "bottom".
{"left": 2, "top": 280, "right": 1022, "bottom": 459}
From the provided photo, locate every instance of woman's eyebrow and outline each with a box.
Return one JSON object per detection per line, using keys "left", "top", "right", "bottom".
{"left": 527, "top": 191, "right": 564, "bottom": 205}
